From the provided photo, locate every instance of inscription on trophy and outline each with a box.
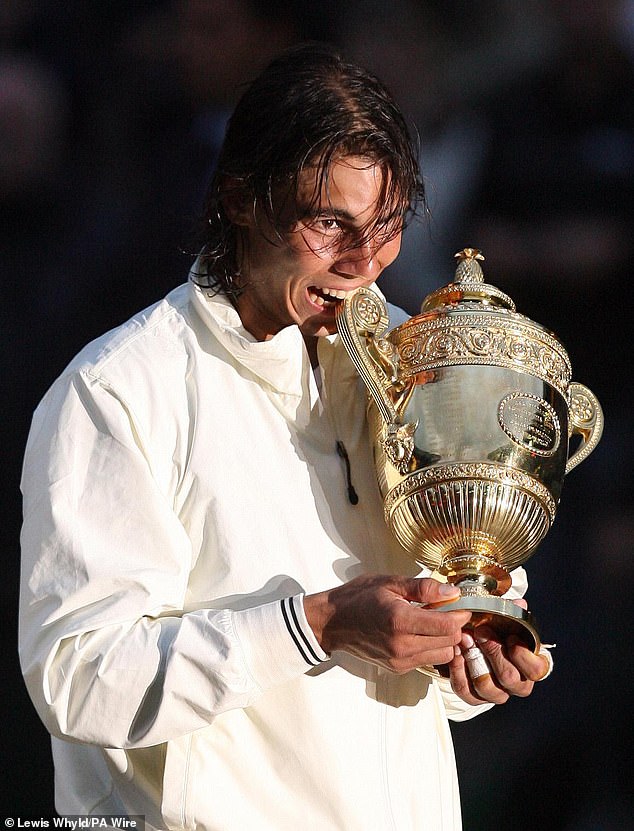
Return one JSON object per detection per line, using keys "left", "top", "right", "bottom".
{"left": 498, "top": 392, "right": 561, "bottom": 456}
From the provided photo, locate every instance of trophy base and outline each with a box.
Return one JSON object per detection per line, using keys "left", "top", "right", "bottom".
{"left": 438, "top": 594, "right": 540, "bottom": 653}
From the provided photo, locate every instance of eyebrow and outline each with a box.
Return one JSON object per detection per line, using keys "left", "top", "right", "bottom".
{"left": 299, "top": 204, "right": 357, "bottom": 223}
{"left": 299, "top": 204, "right": 404, "bottom": 228}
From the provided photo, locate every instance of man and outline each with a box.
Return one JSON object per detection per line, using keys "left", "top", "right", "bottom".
{"left": 20, "top": 44, "right": 550, "bottom": 830}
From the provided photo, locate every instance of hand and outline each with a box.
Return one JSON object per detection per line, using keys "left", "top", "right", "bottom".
{"left": 447, "top": 624, "right": 552, "bottom": 705}
{"left": 304, "top": 574, "right": 472, "bottom": 674}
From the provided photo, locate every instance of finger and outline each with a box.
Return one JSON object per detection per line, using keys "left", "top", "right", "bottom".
{"left": 406, "top": 577, "right": 462, "bottom": 607}
{"left": 463, "top": 643, "right": 491, "bottom": 680}
{"left": 386, "top": 636, "right": 458, "bottom": 674}
{"left": 408, "top": 630, "right": 464, "bottom": 657}
{"left": 410, "top": 641, "right": 458, "bottom": 670}
{"left": 452, "top": 633, "right": 510, "bottom": 703}
{"left": 505, "top": 637, "right": 552, "bottom": 682}
{"left": 408, "top": 607, "right": 472, "bottom": 637}
{"left": 447, "top": 647, "right": 491, "bottom": 705}
{"left": 473, "top": 630, "right": 534, "bottom": 698}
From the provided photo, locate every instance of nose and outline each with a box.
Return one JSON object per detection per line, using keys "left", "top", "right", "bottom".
{"left": 334, "top": 232, "right": 402, "bottom": 280}
{"left": 333, "top": 240, "right": 382, "bottom": 280}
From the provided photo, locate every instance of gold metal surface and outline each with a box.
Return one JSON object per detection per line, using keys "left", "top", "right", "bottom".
{"left": 336, "top": 248, "right": 604, "bottom": 651}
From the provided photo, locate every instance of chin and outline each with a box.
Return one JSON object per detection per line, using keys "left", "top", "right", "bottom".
{"left": 299, "top": 314, "right": 338, "bottom": 339}
{"left": 305, "top": 322, "right": 337, "bottom": 339}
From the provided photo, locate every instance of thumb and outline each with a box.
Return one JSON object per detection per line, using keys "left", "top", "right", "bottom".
{"left": 405, "top": 577, "right": 461, "bottom": 607}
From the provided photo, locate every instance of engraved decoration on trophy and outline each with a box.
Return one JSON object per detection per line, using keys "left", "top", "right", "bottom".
{"left": 336, "top": 248, "right": 603, "bottom": 651}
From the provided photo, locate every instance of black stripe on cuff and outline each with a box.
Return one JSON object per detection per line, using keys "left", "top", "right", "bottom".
{"left": 281, "top": 596, "right": 323, "bottom": 666}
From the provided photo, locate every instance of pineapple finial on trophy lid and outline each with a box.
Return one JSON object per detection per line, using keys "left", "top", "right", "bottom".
{"left": 454, "top": 248, "right": 485, "bottom": 283}
{"left": 421, "top": 246, "right": 516, "bottom": 312}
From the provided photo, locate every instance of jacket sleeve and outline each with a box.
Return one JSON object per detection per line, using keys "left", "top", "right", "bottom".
{"left": 19, "top": 370, "right": 327, "bottom": 750}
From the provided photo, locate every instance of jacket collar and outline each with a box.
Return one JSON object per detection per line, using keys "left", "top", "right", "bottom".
{"left": 188, "top": 274, "right": 311, "bottom": 398}
{"left": 187, "top": 260, "right": 388, "bottom": 400}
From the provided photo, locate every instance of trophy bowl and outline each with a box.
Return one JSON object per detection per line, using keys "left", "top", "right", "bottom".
{"left": 336, "top": 249, "right": 603, "bottom": 651}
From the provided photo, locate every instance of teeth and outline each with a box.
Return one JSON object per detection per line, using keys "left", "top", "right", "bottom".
{"left": 308, "top": 287, "right": 351, "bottom": 307}
{"left": 322, "top": 288, "right": 350, "bottom": 299}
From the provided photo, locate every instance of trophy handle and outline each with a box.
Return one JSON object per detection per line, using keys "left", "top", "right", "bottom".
{"left": 565, "top": 382, "right": 604, "bottom": 474}
{"left": 336, "top": 288, "right": 400, "bottom": 425}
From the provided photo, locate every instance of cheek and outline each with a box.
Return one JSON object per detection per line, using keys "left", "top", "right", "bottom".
{"left": 381, "top": 235, "right": 402, "bottom": 267}
{"left": 288, "top": 246, "right": 334, "bottom": 277}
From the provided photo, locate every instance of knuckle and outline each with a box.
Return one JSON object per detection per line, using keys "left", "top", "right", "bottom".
{"left": 478, "top": 638, "right": 503, "bottom": 658}
{"left": 496, "top": 666, "right": 518, "bottom": 689}
{"left": 388, "top": 640, "right": 411, "bottom": 666}
{"left": 389, "top": 618, "right": 411, "bottom": 647}
{"left": 434, "top": 614, "right": 465, "bottom": 638}
{"left": 489, "top": 689, "right": 510, "bottom": 705}
{"left": 452, "top": 679, "right": 470, "bottom": 698}
{"left": 386, "top": 654, "right": 410, "bottom": 675}
{"left": 438, "top": 646, "right": 455, "bottom": 664}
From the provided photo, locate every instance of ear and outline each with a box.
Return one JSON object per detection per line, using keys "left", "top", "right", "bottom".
{"left": 220, "top": 177, "right": 253, "bottom": 227}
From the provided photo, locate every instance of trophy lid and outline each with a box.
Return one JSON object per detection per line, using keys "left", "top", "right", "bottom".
{"left": 388, "top": 247, "right": 573, "bottom": 396}
{"left": 421, "top": 248, "right": 516, "bottom": 313}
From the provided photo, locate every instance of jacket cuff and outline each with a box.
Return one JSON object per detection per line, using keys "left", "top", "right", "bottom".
{"left": 232, "top": 594, "right": 329, "bottom": 690}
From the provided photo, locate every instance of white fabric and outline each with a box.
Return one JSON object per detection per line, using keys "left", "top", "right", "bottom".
{"left": 20, "top": 275, "right": 528, "bottom": 830}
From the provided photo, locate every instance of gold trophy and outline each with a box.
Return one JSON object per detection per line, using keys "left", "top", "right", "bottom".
{"left": 336, "top": 249, "right": 603, "bottom": 652}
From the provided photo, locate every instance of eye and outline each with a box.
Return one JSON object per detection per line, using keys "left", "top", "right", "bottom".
{"left": 316, "top": 217, "right": 341, "bottom": 233}
{"left": 297, "top": 214, "right": 347, "bottom": 250}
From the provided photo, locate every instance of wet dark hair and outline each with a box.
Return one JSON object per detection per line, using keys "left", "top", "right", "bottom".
{"left": 192, "top": 42, "right": 424, "bottom": 297}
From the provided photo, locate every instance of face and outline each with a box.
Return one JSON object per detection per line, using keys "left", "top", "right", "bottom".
{"left": 233, "top": 156, "right": 403, "bottom": 341}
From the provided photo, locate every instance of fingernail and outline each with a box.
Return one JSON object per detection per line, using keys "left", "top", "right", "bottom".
{"left": 438, "top": 583, "right": 460, "bottom": 596}
{"left": 462, "top": 632, "right": 475, "bottom": 649}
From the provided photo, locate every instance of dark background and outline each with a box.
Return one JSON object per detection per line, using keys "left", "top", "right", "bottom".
{"left": 3, "top": 1, "right": 633, "bottom": 827}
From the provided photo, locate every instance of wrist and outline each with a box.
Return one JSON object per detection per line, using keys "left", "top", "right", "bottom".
{"left": 303, "top": 589, "right": 335, "bottom": 655}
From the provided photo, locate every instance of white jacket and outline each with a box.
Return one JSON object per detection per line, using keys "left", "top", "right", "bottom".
{"left": 20, "top": 277, "right": 525, "bottom": 830}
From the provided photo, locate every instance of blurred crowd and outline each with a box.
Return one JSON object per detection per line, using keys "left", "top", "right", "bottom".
{"left": 2, "top": 1, "right": 633, "bottom": 828}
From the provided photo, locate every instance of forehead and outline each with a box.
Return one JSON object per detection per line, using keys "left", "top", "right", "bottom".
{"left": 294, "top": 155, "right": 388, "bottom": 220}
